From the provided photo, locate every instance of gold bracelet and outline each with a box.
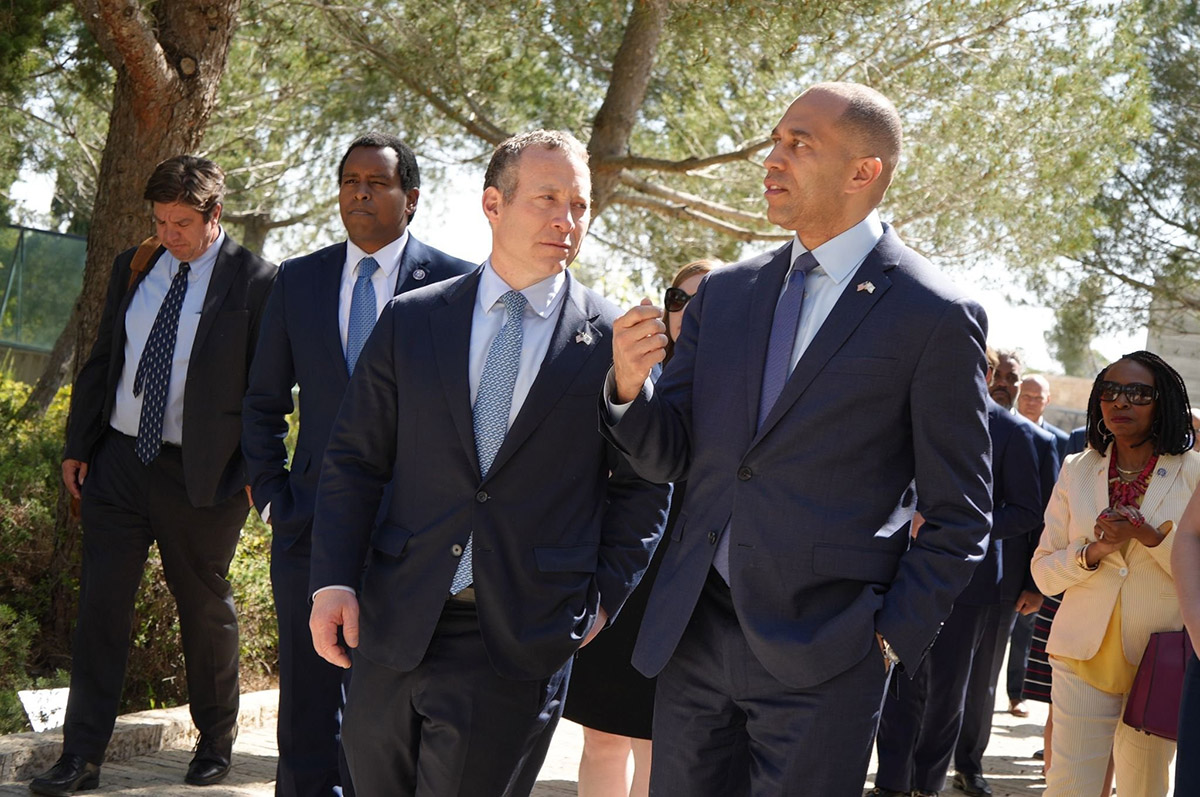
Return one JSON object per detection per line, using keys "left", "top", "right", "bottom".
{"left": 1076, "top": 541, "right": 1099, "bottom": 571}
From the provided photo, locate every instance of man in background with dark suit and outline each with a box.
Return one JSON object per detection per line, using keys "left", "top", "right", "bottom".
{"left": 32, "top": 156, "right": 276, "bottom": 795}
{"left": 873, "top": 347, "right": 1055, "bottom": 797}
{"left": 1018, "top": 374, "right": 1070, "bottom": 461}
{"left": 307, "top": 130, "right": 670, "bottom": 795}
{"left": 605, "top": 82, "right": 993, "bottom": 795}
{"left": 242, "top": 133, "right": 473, "bottom": 796}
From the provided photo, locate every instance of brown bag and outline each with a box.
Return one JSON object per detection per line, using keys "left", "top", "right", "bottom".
{"left": 1123, "top": 629, "right": 1193, "bottom": 740}
{"left": 126, "top": 236, "right": 162, "bottom": 291}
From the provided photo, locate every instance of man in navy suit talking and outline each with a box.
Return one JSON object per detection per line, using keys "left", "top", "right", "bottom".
{"left": 307, "top": 130, "right": 669, "bottom": 795}
{"left": 242, "top": 133, "right": 473, "bottom": 796}
{"left": 604, "top": 82, "right": 993, "bottom": 795}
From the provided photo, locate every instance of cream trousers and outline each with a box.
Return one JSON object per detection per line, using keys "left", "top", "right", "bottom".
{"left": 1045, "top": 656, "right": 1175, "bottom": 797}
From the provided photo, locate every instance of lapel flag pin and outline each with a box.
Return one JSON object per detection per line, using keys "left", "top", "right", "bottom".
{"left": 857, "top": 281, "right": 875, "bottom": 294}
{"left": 575, "top": 329, "right": 594, "bottom": 345}
{"left": 412, "top": 268, "right": 427, "bottom": 281}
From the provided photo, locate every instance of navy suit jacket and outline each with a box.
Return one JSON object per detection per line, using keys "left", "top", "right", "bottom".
{"left": 1042, "top": 420, "right": 1070, "bottom": 463}
{"left": 956, "top": 402, "right": 1053, "bottom": 605}
{"left": 1066, "top": 426, "right": 1088, "bottom": 457}
{"left": 604, "top": 226, "right": 993, "bottom": 689}
{"left": 65, "top": 235, "right": 276, "bottom": 507}
{"left": 309, "top": 269, "right": 671, "bottom": 680}
{"left": 242, "top": 236, "right": 474, "bottom": 550}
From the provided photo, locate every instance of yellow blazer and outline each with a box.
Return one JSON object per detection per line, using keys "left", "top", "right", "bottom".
{"left": 1032, "top": 447, "right": 1200, "bottom": 665}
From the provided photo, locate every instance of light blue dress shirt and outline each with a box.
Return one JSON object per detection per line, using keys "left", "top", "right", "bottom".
{"left": 110, "top": 230, "right": 225, "bottom": 445}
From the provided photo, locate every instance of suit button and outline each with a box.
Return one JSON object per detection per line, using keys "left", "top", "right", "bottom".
{"left": 475, "top": 490, "right": 489, "bottom": 503}
{"left": 737, "top": 466, "right": 752, "bottom": 481}
{"left": 707, "top": 531, "right": 718, "bottom": 545}
{"left": 451, "top": 544, "right": 464, "bottom": 557}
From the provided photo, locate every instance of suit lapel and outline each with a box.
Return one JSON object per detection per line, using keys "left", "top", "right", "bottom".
{"left": 395, "top": 236, "right": 431, "bottom": 295}
{"left": 1139, "top": 453, "right": 1181, "bottom": 523}
{"left": 431, "top": 269, "right": 483, "bottom": 476}
{"left": 110, "top": 247, "right": 168, "bottom": 381}
{"left": 752, "top": 236, "right": 895, "bottom": 444}
{"left": 317, "top": 243, "right": 349, "bottom": 382}
{"left": 192, "top": 236, "right": 242, "bottom": 355}
{"left": 742, "top": 245, "right": 792, "bottom": 436}
{"left": 484, "top": 273, "right": 601, "bottom": 482}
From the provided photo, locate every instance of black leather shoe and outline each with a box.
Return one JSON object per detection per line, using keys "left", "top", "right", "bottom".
{"left": 184, "top": 729, "right": 235, "bottom": 786}
{"left": 864, "top": 789, "right": 910, "bottom": 797}
{"left": 952, "top": 772, "right": 992, "bottom": 796}
{"left": 29, "top": 754, "right": 100, "bottom": 795}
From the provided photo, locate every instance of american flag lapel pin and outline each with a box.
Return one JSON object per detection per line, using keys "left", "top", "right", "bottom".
{"left": 857, "top": 281, "right": 875, "bottom": 294}
{"left": 575, "top": 328, "right": 594, "bottom": 345}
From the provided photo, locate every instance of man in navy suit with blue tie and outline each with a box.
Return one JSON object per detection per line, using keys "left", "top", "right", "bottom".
{"left": 605, "top": 82, "right": 993, "bottom": 795}
{"left": 305, "top": 130, "right": 669, "bottom": 795}
{"left": 242, "top": 133, "right": 473, "bottom": 796}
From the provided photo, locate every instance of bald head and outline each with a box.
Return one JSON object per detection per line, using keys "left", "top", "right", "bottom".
{"left": 1017, "top": 374, "right": 1051, "bottom": 424}
{"left": 802, "top": 82, "right": 903, "bottom": 189}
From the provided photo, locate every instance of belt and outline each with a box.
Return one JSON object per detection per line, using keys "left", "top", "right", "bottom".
{"left": 448, "top": 587, "right": 476, "bottom": 605}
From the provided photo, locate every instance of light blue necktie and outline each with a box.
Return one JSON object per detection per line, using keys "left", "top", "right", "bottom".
{"left": 714, "top": 251, "right": 819, "bottom": 581}
{"left": 133, "top": 262, "right": 190, "bottom": 464}
{"left": 345, "top": 256, "right": 379, "bottom": 375}
{"left": 450, "top": 290, "right": 528, "bottom": 594}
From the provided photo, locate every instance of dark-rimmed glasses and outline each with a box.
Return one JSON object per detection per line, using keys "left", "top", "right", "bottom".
{"left": 664, "top": 286, "right": 694, "bottom": 313}
{"left": 1097, "top": 381, "right": 1158, "bottom": 406}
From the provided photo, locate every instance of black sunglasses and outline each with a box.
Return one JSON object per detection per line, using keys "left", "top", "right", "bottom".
{"left": 1097, "top": 381, "right": 1158, "bottom": 406}
{"left": 664, "top": 286, "right": 694, "bottom": 313}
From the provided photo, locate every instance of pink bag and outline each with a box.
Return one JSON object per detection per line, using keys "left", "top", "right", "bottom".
{"left": 1123, "top": 630, "right": 1192, "bottom": 740}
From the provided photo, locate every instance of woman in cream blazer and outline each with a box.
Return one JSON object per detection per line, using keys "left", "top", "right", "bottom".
{"left": 1032, "top": 351, "right": 1199, "bottom": 797}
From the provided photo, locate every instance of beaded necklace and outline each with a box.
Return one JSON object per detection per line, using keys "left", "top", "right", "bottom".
{"left": 1108, "top": 453, "right": 1158, "bottom": 509}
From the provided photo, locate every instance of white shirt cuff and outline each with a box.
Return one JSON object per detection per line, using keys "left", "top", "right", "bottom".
{"left": 261, "top": 502, "right": 271, "bottom": 523}
{"left": 603, "top": 368, "right": 652, "bottom": 423}
{"left": 313, "top": 585, "right": 356, "bottom": 599}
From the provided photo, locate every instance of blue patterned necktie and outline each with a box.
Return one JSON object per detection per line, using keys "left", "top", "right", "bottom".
{"left": 133, "top": 261, "right": 190, "bottom": 464}
{"left": 450, "top": 289, "right": 528, "bottom": 594}
{"left": 756, "top": 251, "right": 819, "bottom": 429}
{"left": 345, "top": 256, "right": 379, "bottom": 375}
{"left": 714, "top": 251, "right": 820, "bottom": 581}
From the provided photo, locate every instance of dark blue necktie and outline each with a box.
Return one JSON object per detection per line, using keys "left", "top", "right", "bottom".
{"left": 346, "top": 256, "right": 379, "bottom": 375}
{"left": 133, "top": 261, "right": 190, "bottom": 464}
{"left": 715, "top": 251, "right": 820, "bottom": 581}
{"left": 756, "top": 251, "right": 819, "bottom": 429}
{"left": 450, "top": 290, "right": 528, "bottom": 594}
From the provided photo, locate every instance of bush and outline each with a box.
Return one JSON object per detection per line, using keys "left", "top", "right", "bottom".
{"left": 0, "top": 374, "right": 281, "bottom": 732}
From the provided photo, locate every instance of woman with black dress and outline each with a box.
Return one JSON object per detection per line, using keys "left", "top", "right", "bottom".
{"left": 564, "top": 260, "right": 719, "bottom": 797}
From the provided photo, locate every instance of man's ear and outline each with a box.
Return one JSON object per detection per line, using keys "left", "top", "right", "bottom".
{"left": 482, "top": 186, "right": 504, "bottom": 225}
{"left": 405, "top": 188, "right": 420, "bottom": 218}
{"left": 846, "top": 157, "right": 883, "bottom": 194}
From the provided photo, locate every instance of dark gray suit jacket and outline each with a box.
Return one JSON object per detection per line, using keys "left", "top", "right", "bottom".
{"left": 604, "top": 225, "right": 993, "bottom": 688}
{"left": 64, "top": 235, "right": 276, "bottom": 507}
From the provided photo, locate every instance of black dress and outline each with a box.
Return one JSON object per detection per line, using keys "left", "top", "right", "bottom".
{"left": 563, "top": 483, "right": 684, "bottom": 739}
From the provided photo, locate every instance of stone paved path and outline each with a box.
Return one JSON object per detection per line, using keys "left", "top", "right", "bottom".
{"left": 1, "top": 685, "right": 1174, "bottom": 794}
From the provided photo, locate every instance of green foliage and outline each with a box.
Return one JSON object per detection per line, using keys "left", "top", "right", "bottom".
{"left": 0, "top": 374, "right": 282, "bottom": 726}
{"left": 1044, "top": 0, "right": 1200, "bottom": 339}
{"left": 322, "top": 0, "right": 1146, "bottom": 284}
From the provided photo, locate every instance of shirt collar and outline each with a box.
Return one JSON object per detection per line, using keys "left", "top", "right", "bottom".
{"left": 346, "top": 230, "right": 410, "bottom": 279}
{"left": 477, "top": 260, "right": 568, "bottom": 320}
{"left": 789, "top": 210, "right": 884, "bottom": 285}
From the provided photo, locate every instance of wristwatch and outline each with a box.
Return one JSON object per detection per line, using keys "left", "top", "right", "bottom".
{"left": 1076, "top": 540, "right": 1099, "bottom": 571}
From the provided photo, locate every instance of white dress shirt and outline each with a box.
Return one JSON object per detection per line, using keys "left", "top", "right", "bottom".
{"left": 110, "top": 230, "right": 225, "bottom": 444}
{"left": 338, "top": 232, "right": 410, "bottom": 354}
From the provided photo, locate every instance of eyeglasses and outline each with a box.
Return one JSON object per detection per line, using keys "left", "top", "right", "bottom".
{"left": 1098, "top": 381, "right": 1158, "bottom": 406}
{"left": 664, "top": 286, "right": 694, "bottom": 313}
